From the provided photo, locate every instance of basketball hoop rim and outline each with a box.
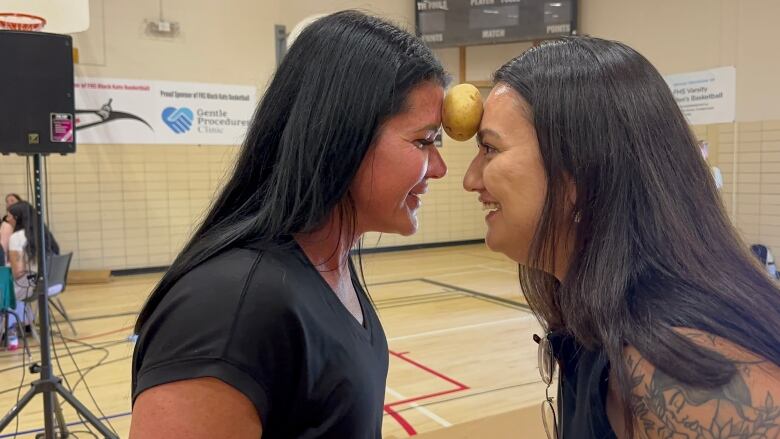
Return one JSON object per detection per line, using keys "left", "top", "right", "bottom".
{"left": 0, "top": 12, "right": 47, "bottom": 32}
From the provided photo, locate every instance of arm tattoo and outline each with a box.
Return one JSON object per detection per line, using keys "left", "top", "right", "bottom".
{"left": 628, "top": 356, "right": 780, "bottom": 439}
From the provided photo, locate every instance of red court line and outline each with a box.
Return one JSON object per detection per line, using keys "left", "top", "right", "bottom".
{"left": 384, "top": 350, "right": 470, "bottom": 436}
{"left": 384, "top": 405, "right": 418, "bottom": 436}
{"left": 389, "top": 350, "right": 469, "bottom": 391}
{"left": 46, "top": 331, "right": 469, "bottom": 436}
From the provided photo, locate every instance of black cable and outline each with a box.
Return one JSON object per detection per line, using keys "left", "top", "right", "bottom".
{"left": 11, "top": 334, "right": 129, "bottom": 355}
{"left": 3, "top": 158, "right": 98, "bottom": 438}
{"left": 69, "top": 430, "right": 99, "bottom": 439}
{"left": 25, "top": 156, "right": 33, "bottom": 202}
{"left": 23, "top": 156, "right": 28, "bottom": 200}
{"left": 55, "top": 333, "right": 111, "bottom": 394}
{"left": 11, "top": 337, "right": 25, "bottom": 439}
{"left": 12, "top": 156, "right": 38, "bottom": 439}
{"left": 51, "top": 316, "right": 96, "bottom": 437}
{"left": 14, "top": 156, "right": 62, "bottom": 439}
{"left": 43, "top": 155, "right": 51, "bottom": 227}
{"left": 0, "top": 336, "right": 128, "bottom": 393}
{"left": 0, "top": 338, "right": 127, "bottom": 370}
{"left": 0, "top": 353, "right": 133, "bottom": 398}
{"left": 43, "top": 147, "right": 88, "bottom": 436}
{"left": 0, "top": 310, "right": 29, "bottom": 439}
{"left": 28, "top": 157, "right": 35, "bottom": 206}
{"left": 28, "top": 156, "right": 108, "bottom": 437}
{"left": 51, "top": 316, "right": 118, "bottom": 436}
{"left": 51, "top": 319, "right": 106, "bottom": 434}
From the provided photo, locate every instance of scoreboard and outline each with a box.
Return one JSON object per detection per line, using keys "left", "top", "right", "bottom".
{"left": 415, "top": 0, "right": 577, "bottom": 48}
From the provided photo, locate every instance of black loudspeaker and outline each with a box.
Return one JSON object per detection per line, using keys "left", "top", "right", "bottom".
{"left": 0, "top": 30, "right": 75, "bottom": 155}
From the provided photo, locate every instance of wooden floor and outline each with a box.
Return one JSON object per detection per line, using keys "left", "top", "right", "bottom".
{"left": 0, "top": 244, "right": 550, "bottom": 438}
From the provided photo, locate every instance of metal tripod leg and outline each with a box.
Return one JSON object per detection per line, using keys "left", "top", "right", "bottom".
{"left": 0, "top": 385, "right": 38, "bottom": 430}
{"left": 1, "top": 155, "right": 117, "bottom": 439}
{"left": 55, "top": 382, "right": 117, "bottom": 438}
{"left": 0, "top": 381, "right": 116, "bottom": 438}
{"left": 50, "top": 395, "right": 69, "bottom": 439}
{"left": 32, "top": 395, "right": 69, "bottom": 439}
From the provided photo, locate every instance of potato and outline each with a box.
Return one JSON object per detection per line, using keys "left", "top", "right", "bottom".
{"left": 442, "top": 83, "right": 483, "bottom": 141}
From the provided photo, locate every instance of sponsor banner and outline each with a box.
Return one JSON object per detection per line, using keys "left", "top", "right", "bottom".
{"left": 74, "top": 77, "right": 256, "bottom": 145}
{"left": 664, "top": 66, "right": 736, "bottom": 125}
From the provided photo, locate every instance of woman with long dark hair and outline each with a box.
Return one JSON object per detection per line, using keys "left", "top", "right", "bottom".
{"left": 464, "top": 36, "right": 780, "bottom": 438}
{"left": 1, "top": 193, "right": 23, "bottom": 264}
{"left": 6, "top": 200, "right": 59, "bottom": 290}
{"left": 130, "top": 11, "right": 448, "bottom": 439}
{"left": 4, "top": 200, "right": 60, "bottom": 350}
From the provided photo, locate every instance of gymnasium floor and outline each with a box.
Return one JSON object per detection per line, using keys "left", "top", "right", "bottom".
{"left": 0, "top": 243, "right": 548, "bottom": 438}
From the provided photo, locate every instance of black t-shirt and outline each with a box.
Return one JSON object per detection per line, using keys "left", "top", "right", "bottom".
{"left": 549, "top": 331, "right": 617, "bottom": 439}
{"left": 132, "top": 239, "right": 389, "bottom": 438}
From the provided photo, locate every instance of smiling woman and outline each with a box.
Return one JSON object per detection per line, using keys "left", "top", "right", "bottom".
{"left": 465, "top": 36, "right": 780, "bottom": 439}
{"left": 129, "top": 10, "right": 448, "bottom": 439}
{"left": 352, "top": 81, "right": 446, "bottom": 236}
{"left": 466, "top": 86, "right": 550, "bottom": 268}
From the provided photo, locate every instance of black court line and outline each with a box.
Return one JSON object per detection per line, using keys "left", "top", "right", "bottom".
{"left": 374, "top": 290, "right": 462, "bottom": 306}
{"left": 377, "top": 295, "right": 470, "bottom": 311}
{"left": 372, "top": 287, "right": 471, "bottom": 311}
{"left": 109, "top": 240, "right": 486, "bottom": 277}
{"left": 366, "top": 278, "right": 425, "bottom": 287}
{"left": 66, "top": 279, "right": 441, "bottom": 323}
{"left": 419, "top": 278, "right": 531, "bottom": 312}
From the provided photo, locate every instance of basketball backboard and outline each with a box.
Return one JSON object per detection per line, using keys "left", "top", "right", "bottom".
{"left": 0, "top": 0, "right": 89, "bottom": 33}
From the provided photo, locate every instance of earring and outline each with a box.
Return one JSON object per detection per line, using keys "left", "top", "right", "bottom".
{"left": 574, "top": 211, "right": 582, "bottom": 223}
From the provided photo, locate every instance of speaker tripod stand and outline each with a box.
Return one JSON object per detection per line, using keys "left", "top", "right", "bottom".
{"left": 0, "top": 154, "right": 118, "bottom": 439}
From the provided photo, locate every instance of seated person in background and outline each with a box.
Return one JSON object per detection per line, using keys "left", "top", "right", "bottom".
{"left": 5, "top": 201, "right": 60, "bottom": 318}
{"left": 7, "top": 201, "right": 60, "bottom": 288}
{"left": 1, "top": 193, "right": 22, "bottom": 265}
{"left": 5, "top": 193, "right": 21, "bottom": 209}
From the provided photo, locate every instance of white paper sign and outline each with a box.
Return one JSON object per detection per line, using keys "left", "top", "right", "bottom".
{"left": 74, "top": 77, "right": 257, "bottom": 145}
{"left": 664, "top": 66, "right": 736, "bottom": 125}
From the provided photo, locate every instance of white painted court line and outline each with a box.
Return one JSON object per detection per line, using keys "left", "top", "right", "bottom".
{"left": 386, "top": 386, "right": 452, "bottom": 428}
{"left": 387, "top": 315, "right": 535, "bottom": 342}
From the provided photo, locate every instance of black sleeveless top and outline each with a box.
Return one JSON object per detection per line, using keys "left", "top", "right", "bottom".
{"left": 549, "top": 331, "right": 618, "bottom": 439}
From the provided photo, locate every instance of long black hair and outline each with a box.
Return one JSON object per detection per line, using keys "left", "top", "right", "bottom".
{"left": 135, "top": 10, "right": 446, "bottom": 332}
{"left": 7, "top": 200, "right": 60, "bottom": 261}
{"left": 495, "top": 36, "right": 780, "bottom": 435}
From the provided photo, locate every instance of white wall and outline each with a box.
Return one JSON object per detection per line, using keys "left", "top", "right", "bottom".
{"left": 580, "top": 0, "right": 780, "bottom": 122}
{"left": 74, "top": 0, "right": 279, "bottom": 86}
